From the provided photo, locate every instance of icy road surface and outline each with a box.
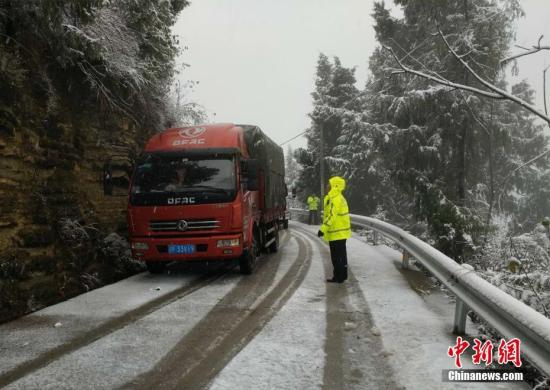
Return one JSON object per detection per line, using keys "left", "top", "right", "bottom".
{"left": 0, "top": 222, "right": 528, "bottom": 389}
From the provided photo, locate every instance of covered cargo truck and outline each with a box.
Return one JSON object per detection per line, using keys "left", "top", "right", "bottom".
{"left": 242, "top": 125, "right": 286, "bottom": 221}
{"left": 107, "top": 123, "right": 288, "bottom": 274}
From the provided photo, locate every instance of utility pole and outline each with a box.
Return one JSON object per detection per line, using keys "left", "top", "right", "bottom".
{"left": 319, "top": 122, "right": 325, "bottom": 202}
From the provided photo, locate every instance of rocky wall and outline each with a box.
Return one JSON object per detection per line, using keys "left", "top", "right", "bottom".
{"left": 0, "top": 105, "right": 148, "bottom": 323}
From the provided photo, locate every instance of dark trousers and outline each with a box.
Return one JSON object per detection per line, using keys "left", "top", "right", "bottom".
{"left": 308, "top": 210, "right": 318, "bottom": 225}
{"left": 329, "top": 239, "right": 348, "bottom": 281}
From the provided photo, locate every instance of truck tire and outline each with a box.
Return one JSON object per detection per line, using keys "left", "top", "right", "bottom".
{"left": 268, "top": 228, "right": 279, "bottom": 253}
{"left": 146, "top": 261, "right": 166, "bottom": 274}
{"left": 239, "top": 231, "right": 258, "bottom": 275}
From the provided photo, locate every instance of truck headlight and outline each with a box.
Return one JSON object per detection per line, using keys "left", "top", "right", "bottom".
{"left": 217, "top": 239, "right": 240, "bottom": 248}
{"left": 131, "top": 242, "right": 149, "bottom": 250}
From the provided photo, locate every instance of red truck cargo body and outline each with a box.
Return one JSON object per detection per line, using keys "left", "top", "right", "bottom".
{"left": 127, "top": 123, "right": 286, "bottom": 270}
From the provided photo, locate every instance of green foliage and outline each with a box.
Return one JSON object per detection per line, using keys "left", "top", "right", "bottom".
{"left": 478, "top": 219, "right": 550, "bottom": 317}
{"left": 0, "top": 0, "right": 189, "bottom": 128}
{"left": 413, "top": 176, "right": 485, "bottom": 261}
{"left": 295, "top": 0, "right": 549, "bottom": 263}
{"left": 353, "top": 0, "right": 549, "bottom": 260}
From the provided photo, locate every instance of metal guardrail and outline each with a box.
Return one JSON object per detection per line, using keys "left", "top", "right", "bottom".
{"left": 289, "top": 208, "right": 550, "bottom": 376}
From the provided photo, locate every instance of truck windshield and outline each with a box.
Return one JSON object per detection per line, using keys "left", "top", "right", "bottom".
{"left": 130, "top": 153, "right": 236, "bottom": 205}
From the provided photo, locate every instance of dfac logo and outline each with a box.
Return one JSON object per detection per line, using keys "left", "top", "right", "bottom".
{"left": 179, "top": 127, "right": 206, "bottom": 139}
{"left": 167, "top": 197, "right": 196, "bottom": 205}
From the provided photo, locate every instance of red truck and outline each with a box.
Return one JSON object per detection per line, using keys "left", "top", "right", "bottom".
{"left": 119, "top": 123, "right": 287, "bottom": 274}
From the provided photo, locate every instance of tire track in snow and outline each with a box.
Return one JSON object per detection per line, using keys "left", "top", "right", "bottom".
{"left": 4, "top": 233, "right": 293, "bottom": 390}
{"left": 208, "top": 225, "right": 327, "bottom": 390}
{"left": 295, "top": 225, "right": 400, "bottom": 390}
{"left": 123, "top": 231, "right": 310, "bottom": 390}
{"left": 0, "top": 269, "right": 229, "bottom": 388}
{"left": 0, "top": 232, "right": 289, "bottom": 388}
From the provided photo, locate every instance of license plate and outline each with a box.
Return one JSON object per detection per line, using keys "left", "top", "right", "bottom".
{"left": 168, "top": 244, "right": 195, "bottom": 254}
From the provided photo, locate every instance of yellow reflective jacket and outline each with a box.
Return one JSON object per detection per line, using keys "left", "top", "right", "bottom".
{"left": 307, "top": 195, "right": 320, "bottom": 211}
{"left": 320, "top": 176, "right": 351, "bottom": 242}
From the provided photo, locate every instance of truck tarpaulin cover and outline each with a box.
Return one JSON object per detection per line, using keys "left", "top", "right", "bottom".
{"left": 241, "top": 125, "right": 286, "bottom": 210}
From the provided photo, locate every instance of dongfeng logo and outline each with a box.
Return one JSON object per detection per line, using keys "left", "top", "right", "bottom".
{"left": 177, "top": 220, "right": 188, "bottom": 231}
{"left": 178, "top": 127, "right": 206, "bottom": 138}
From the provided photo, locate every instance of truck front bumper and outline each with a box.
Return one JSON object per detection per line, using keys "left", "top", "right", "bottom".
{"left": 130, "top": 234, "right": 244, "bottom": 262}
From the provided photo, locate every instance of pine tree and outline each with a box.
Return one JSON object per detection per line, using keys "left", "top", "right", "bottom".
{"left": 295, "top": 54, "right": 359, "bottom": 198}
{"left": 284, "top": 145, "right": 301, "bottom": 192}
{"left": 491, "top": 81, "right": 550, "bottom": 231}
{"left": 340, "top": 0, "right": 547, "bottom": 262}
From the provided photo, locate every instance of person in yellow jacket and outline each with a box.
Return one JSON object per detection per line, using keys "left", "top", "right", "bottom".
{"left": 307, "top": 194, "right": 321, "bottom": 225}
{"left": 317, "top": 176, "right": 351, "bottom": 283}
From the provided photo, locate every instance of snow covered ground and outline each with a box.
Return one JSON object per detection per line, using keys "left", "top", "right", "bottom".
{"left": 0, "top": 223, "right": 531, "bottom": 389}
{"left": 210, "top": 222, "right": 528, "bottom": 389}
{"left": 209, "top": 229, "right": 327, "bottom": 389}
{"left": 346, "top": 236, "right": 527, "bottom": 389}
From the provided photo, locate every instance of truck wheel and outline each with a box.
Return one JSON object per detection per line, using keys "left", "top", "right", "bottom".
{"left": 268, "top": 228, "right": 279, "bottom": 253}
{"left": 146, "top": 261, "right": 166, "bottom": 274}
{"left": 239, "top": 232, "right": 258, "bottom": 275}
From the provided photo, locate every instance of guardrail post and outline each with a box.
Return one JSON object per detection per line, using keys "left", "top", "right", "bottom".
{"left": 452, "top": 298, "right": 468, "bottom": 335}
{"left": 372, "top": 230, "right": 378, "bottom": 245}
{"left": 402, "top": 250, "right": 410, "bottom": 269}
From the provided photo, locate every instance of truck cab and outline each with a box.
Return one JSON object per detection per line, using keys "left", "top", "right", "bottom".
{"left": 118, "top": 123, "right": 286, "bottom": 274}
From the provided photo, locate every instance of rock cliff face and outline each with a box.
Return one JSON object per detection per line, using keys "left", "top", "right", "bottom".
{"left": 0, "top": 0, "right": 191, "bottom": 323}
{"left": 0, "top": 105, "right": 149, "bottom": 323}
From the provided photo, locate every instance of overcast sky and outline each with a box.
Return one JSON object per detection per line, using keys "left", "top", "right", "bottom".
{"left": 173, "top": 0, "right": 550, "bottom": 149}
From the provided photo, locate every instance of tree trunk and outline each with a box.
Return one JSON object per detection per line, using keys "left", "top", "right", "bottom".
{"left": 457, "top": 123, "right": 467, "bottom": 205}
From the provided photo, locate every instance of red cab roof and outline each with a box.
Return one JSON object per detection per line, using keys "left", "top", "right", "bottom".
{"left": 144, "top": 123, "right": 248, "bottom": 155}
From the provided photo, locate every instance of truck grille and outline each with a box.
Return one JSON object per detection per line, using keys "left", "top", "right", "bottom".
{"left": 149, "top": 219, "right": 220, "bottom": 232}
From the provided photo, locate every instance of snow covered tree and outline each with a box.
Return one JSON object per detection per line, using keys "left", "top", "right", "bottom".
{"left": 295, "top": 54, "right": 360, "bottom": 198}
{"left": 343, "top": 0, "right": 549, "bottom": 262}
{"left": 165, "top": 80, "right": 208, "bottom": 127}
{"left": 284, "top": 145, "right": 301, "bottom": 194}
{"left": 0, "top": 0, "right": 190, "bottom": 129}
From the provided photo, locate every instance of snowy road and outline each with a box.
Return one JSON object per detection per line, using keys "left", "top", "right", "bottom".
{"left": 0, "top": 222, "right": 528, "bottom": 389}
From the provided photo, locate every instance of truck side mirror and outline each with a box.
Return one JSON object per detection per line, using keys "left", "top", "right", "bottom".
{"left": 241, "top": 159, "right": 260, "bottom": 191}
{"left": 102, "top": 159, "right": 132, "bottom": 196}
{"left": 102, "top": 162, "right": 113, "bottom": 195}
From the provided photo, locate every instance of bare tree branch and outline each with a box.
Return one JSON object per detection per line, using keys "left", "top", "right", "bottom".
{"left": 389, "top": 70, "right": 406, "bottom": 77}
{"left": 390, "top": 37, "right": 451, "bottom": 82}
{"left": 500, "top": 35, "right": 550, "bottom": 65}
{"left": 500, "top": 46, "right": 550, "bottom": 65}
{"left": 386, "top": 30, "right": 550, "bottom": 213}
{"left": 437, "top": 28, "right": 550, "bottom": 125}
{"left": 384, "top": 45, "right": 505, "bottom": 100}
{"left": 389, "top": 37, "right": 431, "bottom": 68}
{"left": 544, "top": 65, "right": 550, "bottom": 116}
{"left": 497, "top": 147, "right": 550, "bottom": 212}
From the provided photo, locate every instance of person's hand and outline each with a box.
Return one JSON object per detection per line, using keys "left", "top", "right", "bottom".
{"left": 317, "top": 230, "right": 324, "bottom": 238}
